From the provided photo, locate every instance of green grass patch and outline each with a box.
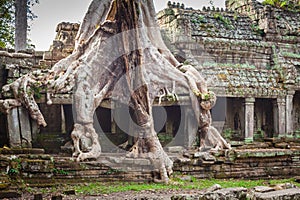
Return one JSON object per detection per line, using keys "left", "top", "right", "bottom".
{"left": 23, "top": 177, "right": 300, "bottom": 196}
{"left": 72, "top": 178, "right": 300, "bottom": 195}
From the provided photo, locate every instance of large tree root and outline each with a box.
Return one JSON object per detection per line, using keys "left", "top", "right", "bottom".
{"left": 1, "top": 0, "right": 231, "bottom": 183}
{"left": 71, "top": 123, "right": 101, "bottom": 161}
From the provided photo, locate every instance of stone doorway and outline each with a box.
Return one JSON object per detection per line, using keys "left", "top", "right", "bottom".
{"left": 254, "top": 98, "right": 274, "bottom": 138}
{"left": 0, "top": 113, "right": 8, "bottom": 147}
{"left": 224, "top": 97, "right": 245, "bottom": 141}
{"left": 293, "top": 91, "right": 300, "bottom": 132}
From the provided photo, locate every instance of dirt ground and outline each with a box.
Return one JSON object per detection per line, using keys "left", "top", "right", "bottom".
{"left": 13, "top": 189, "right": 202, "bottom": 200}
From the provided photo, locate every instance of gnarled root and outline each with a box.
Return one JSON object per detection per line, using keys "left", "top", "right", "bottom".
{"left": 126, "top": 123, "right": 173, "bottom": 183}
{"left": 71, "top": 123, "right": 101, "bottom": 162}
{"left": 199, "top": 126, "right": 231, "bottom": 152}
{"left": 0, "top": 99, "right": 21, "bottom": 113}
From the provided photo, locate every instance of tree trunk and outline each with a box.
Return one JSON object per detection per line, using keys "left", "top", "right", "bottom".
{"left": 2, "top": 0, "right": 231, "bottom": 183}
{"left": 15, "top": 0, "right": 27, "bottom": 52}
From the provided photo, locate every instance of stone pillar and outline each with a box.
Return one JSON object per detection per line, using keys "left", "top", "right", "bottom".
{"left": 244, "top": 98, "right": 255, "bottom": 143}
{"left": 18, "top": 107, "right": 32, "bottom": 147}
{"left": 273, "top": 100, "right": 279, "bottom": 136}
{"left": 183, "top": 106, "right": 198, "bottom": 148}
{"left": 274, "top": 98, "right": 286, "bottom": 137}
{"left": 286, "top": 91, "right": 295, "bottom": 135}
{"left": 7, "top": 108, "right": 21, "bottom": 148}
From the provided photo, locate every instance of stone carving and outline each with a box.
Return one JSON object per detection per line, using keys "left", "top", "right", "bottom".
{"left": 2, "top": 0, "right": 230, "bottom": 183}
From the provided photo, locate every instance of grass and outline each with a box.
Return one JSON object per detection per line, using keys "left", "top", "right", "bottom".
{"left": 23, "top": 177, "right": 300, "bottom": 196}
{"left": 72, "top": 177, "right": 300, "bottom": 195}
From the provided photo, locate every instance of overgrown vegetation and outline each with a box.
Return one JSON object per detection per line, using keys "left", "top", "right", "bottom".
{"left": 262, "top": 0, "right": 300, "bottom": 12}
{"left": 281, "top": 51, "right": 300, "bottom": 59}
{"left": 213, "top": 13, "right": 234, "bottom": 30}
{"left": 0, "top": 0, "right": 39, "bottom": 48}
{"left": 23, "top": 177, "right": 300, "bottom": 196}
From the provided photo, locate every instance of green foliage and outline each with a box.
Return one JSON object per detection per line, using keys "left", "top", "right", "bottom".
{"left": 26, "top": 83, "right": 43, "bottom": 99}
{"left": 7, "top": 156, "right": 22, "bottom": 176}
{"left": 198, "top": 15, "right": 208, "bottom": 23}
{"left": 223, "top": 129, "right": 234, "bottom": 140}
{"left": 251, "top": 24, "right": 265, "bottom": 36}
{"left": 262, "top": 0, "right": 300, "bottom": 11}
{"left": 165, "top": 8, "right": 175, "bottom": 16}
{"left": 0, "top": 0, "right": 39, "bottom": 48}
{"left": 0, "top": 0, "right": 14, "bottom": 48}
{"left": 71, "top": 178, "right": 300, "bottom": 195}
{"left": 52, "top": 168, "right": 69, "bottom": 175}
{"left": 158, "top": 133, "right": 173, "bottom": 146}
{"left": 7, "top": 168, "right": 19, "bottom": 175}
{"left": 213, "top": 13, "right": 234, "bottom": 29}
{"left": 254, "top": 128, "right": 265, "bottom": 141}
{"left": 22, "top": 177, "right": 300, "bottom": 196}
{"left": 281, "top": 51, "right": 300, "bottom": 59}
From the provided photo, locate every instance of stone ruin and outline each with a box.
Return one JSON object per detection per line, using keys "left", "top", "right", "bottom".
{"left": 158, "top": 0, "right": 300, "bottom": 141}
{"left": 0, "top": 0, "right": 300, "bottom": 196}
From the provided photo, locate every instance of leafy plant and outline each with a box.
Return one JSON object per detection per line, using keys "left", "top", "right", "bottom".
{"left": 223, "top": 129, "right": 234, "bottom": 140}
{"left": 0, "top": 0, "right": 39, "bottom": 48}
{"left": 262, "top": 0, "right": 300, "bottom": 11}
{"left": 214, "top": 13, "right": 233, "bottom": 29}
{"left": 7, "top": 156, "right": 22, "bottom": 176}
{"left": 52, "top": 168, "right": 69, "bottom": 175}
{"left": 251, "top": 24, "right": 265, "bottom": 37}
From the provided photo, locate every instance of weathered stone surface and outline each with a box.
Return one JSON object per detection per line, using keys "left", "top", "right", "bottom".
{"left": 7, "top": 108, "right": 21, "bottom": 148}
{"left": 0, "top": 191, "right": 22, "bottom": 199}
{"left": 33, "top": 194, "right": 43, "bottom": 200}
{"left": 200, "top": 187, "right": 248, "bottom": 200}
{"left": 166, "top": 146, "right": 185, "bottom": 153}
{"left": 253, "top": 188, "right": 300, "bottom": 200}
{"left": 253, "top": 186, "right": 275, "bottom": 193}
{"left": 193, "top": 152, "right": 216, "bottom": 161}
{"left": 171, "top": 194, "right": 199, "bottom": 200}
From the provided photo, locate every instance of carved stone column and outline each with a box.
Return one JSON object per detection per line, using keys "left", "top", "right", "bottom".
{"left": 18, "top": 107, "right": 32, "bottom": 147}
{"left": 183, "top": 106, "right": 198, "bottom": 148}
{"left": 244, "top": 98, "right": 255, "bottom": 143}
{"left": 273, "top": 100, "right": 278, "bottom": 136}
{"left": 274, "top": 97, "right": 286, "bottom": 136}
{"left": 286, "top": 91, "right": 295, "bottom": 135}
{"left": 7, "top": 108, "right": 21, "bottom": 148}
{"left": 7, "top": 107, "right": 35, "bottom": 148}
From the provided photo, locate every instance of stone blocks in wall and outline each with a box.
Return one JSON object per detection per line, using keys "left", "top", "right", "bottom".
{"left": 6, "top": 107, "right": 34, "bottom": 148}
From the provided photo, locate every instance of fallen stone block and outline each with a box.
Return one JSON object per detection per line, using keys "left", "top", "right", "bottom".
{"left": 253, "top": 188, "right": 300, "bottom": 200}
{"left": 200, "top": 187, "right": 248, "bottom": 200}
{"left": 253, "top": 186, "right": 275, "bottom": 193}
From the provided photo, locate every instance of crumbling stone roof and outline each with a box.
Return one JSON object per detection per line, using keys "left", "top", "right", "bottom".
{"left": 188, "top": 9, "right": 262, "bottom": 40}
{"left": 199, "top": 65, "right": 285, "bottom": 97}
{"left": 158, "top": 1, "right": 300, "bottom": 98}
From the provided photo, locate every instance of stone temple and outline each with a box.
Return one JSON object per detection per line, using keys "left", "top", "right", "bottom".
{"left": 0, "top": 0, "right": 300, "bottom": 185}
{"left": 1, "top": 0, "right": 299, "bottom": 149}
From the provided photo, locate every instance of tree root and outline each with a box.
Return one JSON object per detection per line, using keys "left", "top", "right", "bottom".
{"left": 71, "top": 123, "right": 101, "bottom": 162}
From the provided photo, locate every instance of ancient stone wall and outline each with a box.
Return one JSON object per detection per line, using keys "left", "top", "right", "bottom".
{"left": 158, "top": 0, "right": 300, "bottom": 138}
{"left": 0, "top": 140, "right": 299, "bottom": 190}
{"left": 0, "top": 50, "right": 43, "bottom": 147}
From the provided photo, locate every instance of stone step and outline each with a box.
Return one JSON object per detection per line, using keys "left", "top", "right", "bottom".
{"left": 0, "top": 191, "right": 21, "bottom": 199}
{"left": 0, "top": 148, "right": 45, "bottom": 155}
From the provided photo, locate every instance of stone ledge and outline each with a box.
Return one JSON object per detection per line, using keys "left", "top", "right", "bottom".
{"left": 252, "top": 188, "right": 300, "bottom": 200}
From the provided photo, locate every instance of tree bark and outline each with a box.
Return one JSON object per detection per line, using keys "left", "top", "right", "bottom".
{"left": 15, "top": 0, "right": 27, "bottom": 52}
{"left": 2, "top": 0, "right": 231, "bottom": 183}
